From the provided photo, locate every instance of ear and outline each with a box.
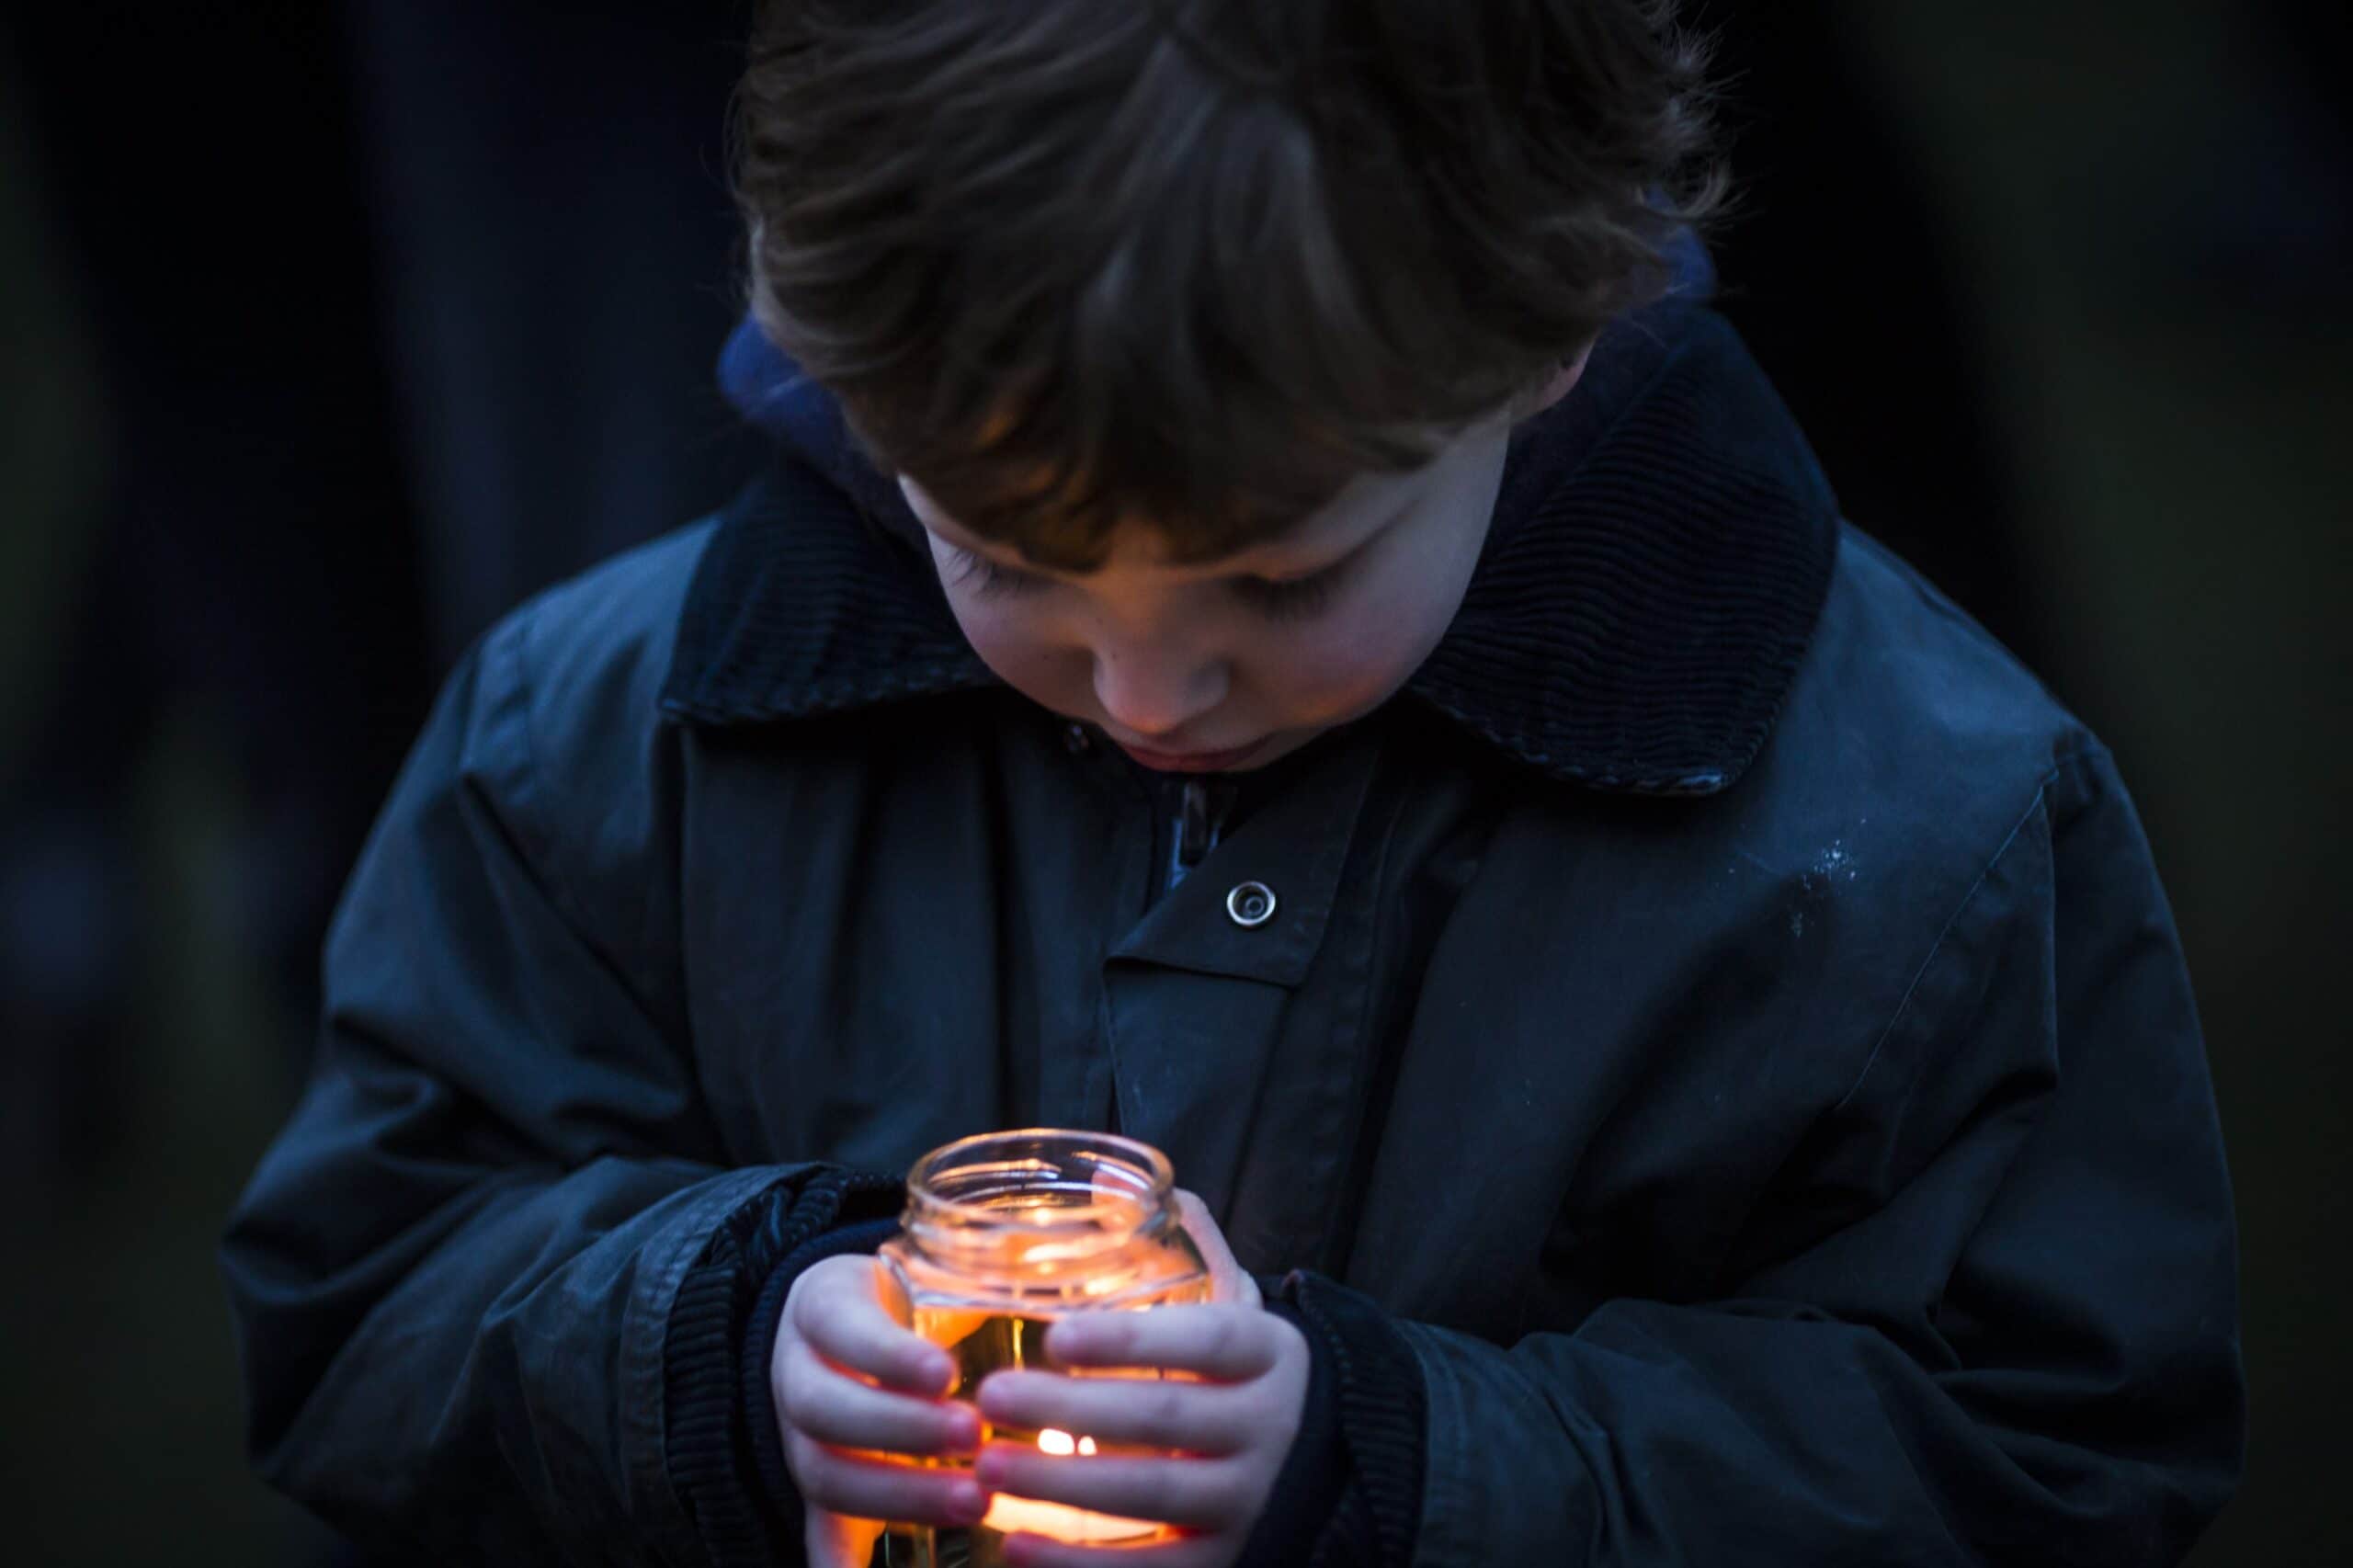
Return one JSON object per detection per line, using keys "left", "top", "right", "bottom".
{"left": 1525, "top": 341, "right": 1597, "bottom": 418}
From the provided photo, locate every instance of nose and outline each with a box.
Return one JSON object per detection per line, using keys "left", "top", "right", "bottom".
{"left": 1090, "top": 637, "right": 1229, "bottom": 742}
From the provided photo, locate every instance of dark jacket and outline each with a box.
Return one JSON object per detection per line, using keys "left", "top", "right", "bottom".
{"left": 222, "top": 295, "right": 2243, "bottom": 1566}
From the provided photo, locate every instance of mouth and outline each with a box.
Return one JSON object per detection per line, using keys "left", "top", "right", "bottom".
{"left": 1112, "top": 737, "right": 1267, "bottom": 773}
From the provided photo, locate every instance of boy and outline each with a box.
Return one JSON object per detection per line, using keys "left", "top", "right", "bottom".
{"left": 222, "top": 2, "right": 2244, "bottom": 1564}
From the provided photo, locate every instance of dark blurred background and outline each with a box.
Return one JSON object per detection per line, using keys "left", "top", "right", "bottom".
{"left": 1, "top": 2, "right": 2344, "bottom": 1562}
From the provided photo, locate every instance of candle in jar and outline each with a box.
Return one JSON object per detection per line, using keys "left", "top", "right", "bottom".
{"left": 980, "top": 1429, "right": 1161, "bottom": 1544}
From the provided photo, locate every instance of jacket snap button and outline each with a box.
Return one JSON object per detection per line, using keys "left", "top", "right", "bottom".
{"left": 1225, "top": 881, "right": 1278, "bottom": 927}
{"left": 1063, "top": 722, "right": 1094, "bottom": 756}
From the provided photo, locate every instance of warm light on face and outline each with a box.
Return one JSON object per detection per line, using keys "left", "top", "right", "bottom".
{"left": 903, "top": 418, "right": 1514, "bottom": 773}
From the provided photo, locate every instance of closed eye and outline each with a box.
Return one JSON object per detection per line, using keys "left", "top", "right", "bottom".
{"left": 946, "top": 539, "right": 1357, "bottom": 620}
{"left": 1230, "top": 562, "right": 1347, "bottom": 621}
{"left": 947, "top": 545, "right": 1046, "bottom": 598}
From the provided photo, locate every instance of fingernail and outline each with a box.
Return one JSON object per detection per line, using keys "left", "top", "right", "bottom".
{"left": 975, "top": 1448, "right": 1012, "bottom": 1487}
{"left": 948, "top": 1480, "right": 988, "bottom": 1524}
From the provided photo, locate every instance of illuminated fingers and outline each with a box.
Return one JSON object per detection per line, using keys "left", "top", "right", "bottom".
{"left": 1045, "top": 1305, "right": 1282, "bottom": 1381}
{"left": 790, "top": 1255, "right": 958, "bottom": 1395}
{"left": 976, "top": 1370, "right": 1255, "bottom": 1456}
{"left": 785, "top": 1430, "right": 990, "bottom": 1528}
{"left": 975, "top": 1443, "right": 1238, "bottom": 1532}
{"left": 778, "top": 1335, "right": 981, "bottom": 1456}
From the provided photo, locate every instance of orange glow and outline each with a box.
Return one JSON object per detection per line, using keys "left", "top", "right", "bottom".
{"left": 979, "top": 1428, "right": 1154, "bottom": 1542}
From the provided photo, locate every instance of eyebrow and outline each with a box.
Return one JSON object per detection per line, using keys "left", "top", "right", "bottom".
{"left": 924, "top": 483, "right": 1414, "bottom": 584}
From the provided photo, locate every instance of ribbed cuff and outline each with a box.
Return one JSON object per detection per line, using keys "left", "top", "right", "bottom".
{"left": 1233, "top": 1295, "right": 1346, "bottom": 1568}
{"left": 662, "top": 1168, "right": 904, "bottom": 1568}
{"left": 1268, "top": 1269, "right": 1428, "bottom": 1568}
{"left": 741, "top": 1214, "right": 905, "bottom": 1513}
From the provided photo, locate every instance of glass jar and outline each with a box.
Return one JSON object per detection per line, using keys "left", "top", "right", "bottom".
{"left": 870, "top": 1129, "right": 1212, "bottom": 1568}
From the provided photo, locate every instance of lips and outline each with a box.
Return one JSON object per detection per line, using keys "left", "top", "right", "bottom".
{"left": 1113, "top": 737, "right": 1266, "bottom": 773}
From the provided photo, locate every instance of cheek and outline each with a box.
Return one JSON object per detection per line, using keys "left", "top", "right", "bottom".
{"left": 1253, "top": 581, "right": 1459, "bottom": 721}
{"left": 944, "top": 595, "right": 1086, "bottom": 706}
{"left": 1253, "top": 518, "right": 1483, "bottom": 721}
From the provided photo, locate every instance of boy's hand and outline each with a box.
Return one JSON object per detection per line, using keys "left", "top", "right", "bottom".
{"left": 769, "top": 1254, "right": 987, "bottom": 1567}
{"left": 972, "top": 1195, "right": 1312, "bottom": 1568}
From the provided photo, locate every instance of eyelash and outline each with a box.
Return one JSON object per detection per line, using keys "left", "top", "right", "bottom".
{"left": 1230, "top": 566, "right": 1345, "bottom": 621}
{"left": 950, "top": 548, "right": 1043, "bottom": 599}
{"left": 949, "top": 546, "right": 1347, "bottom": 622}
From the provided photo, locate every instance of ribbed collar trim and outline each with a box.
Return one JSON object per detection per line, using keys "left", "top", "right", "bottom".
{"left": 660, "top": 306, "right": 1838, "bottom": 797}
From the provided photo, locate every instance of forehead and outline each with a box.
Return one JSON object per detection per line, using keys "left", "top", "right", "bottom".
{"left": 902, "top": 452, "right": 1447, "bottom": 580}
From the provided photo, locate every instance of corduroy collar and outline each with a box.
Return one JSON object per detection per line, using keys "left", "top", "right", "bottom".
{"left": 660, "top": 299, "right": 1839, "bottom": 797}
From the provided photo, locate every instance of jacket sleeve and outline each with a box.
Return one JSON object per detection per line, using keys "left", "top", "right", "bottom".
{"left": 218, "top": 610, "right": 888, "bottom": 1566}
{"left": 1275, "top": 746, "right": 2244, "bottom": 1567}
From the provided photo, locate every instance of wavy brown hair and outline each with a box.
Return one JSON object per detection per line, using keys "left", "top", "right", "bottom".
{"left": 735, "top": 0, "right": 1723, "bottom": 569}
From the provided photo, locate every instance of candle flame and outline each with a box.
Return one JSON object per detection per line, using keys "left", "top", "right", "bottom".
{"left": 984, "top": 1427, "right": 1152, "bottom": 1541}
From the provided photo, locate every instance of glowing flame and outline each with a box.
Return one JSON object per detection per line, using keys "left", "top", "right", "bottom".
{"left": 982, "top": 1429, "right": 1143, "bottom": 1541}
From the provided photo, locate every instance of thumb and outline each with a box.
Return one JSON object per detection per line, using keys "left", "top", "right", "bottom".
{"left": 1173, "top": 1189, "right": 1257, "bottom": 1307}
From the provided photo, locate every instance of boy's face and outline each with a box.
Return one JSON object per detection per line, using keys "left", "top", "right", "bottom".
{"left": 901, "top": 416, "right": 1517, "bottom": 774}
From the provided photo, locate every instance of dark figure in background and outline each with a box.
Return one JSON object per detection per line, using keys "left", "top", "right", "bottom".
{"left": 0, "top": 0, "right": 759, "bottom": 1210}
{"left": 342, "top": 0, "right": 764, "bottom": 667}
{"left": 0, "top": 5, "right": 426, "bottom": 1197}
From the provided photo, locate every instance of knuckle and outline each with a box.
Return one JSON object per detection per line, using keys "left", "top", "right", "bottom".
{"left": 1202, "top": 1313, "right": 1242, "bottom": 1365}
{"left": 796, "top": 1401, "right": 853, "bottom": 1449}
{"left": 779, "top": 1340, "right": 828, "bottom": 1415}
{"left": 794, "top": 1258, "right": 846, "bottom": 1306}
{"left": 1087, "top": 1316, "right": 1134, "bottom": 1358}
{"left": 1147, "top": 1385, "right": 1189, "bottom": 1439}
{"left": 1171, "top": 1460, "right": 1243, "bottom": 1527}
{"left": 982, "top": 1370, "right": 1033, "bottom": 1417}
{"left": 784, "top": 1430, "right": 830, "bottom": 1490}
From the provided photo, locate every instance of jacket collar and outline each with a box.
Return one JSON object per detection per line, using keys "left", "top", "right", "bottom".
{"left": 662, "top": 280, "right": 1839, "bottom": 798}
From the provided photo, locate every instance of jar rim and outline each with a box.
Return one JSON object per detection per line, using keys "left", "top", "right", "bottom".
{"left": 903, "top": 1128, "right": 1175, "bottom": 1251}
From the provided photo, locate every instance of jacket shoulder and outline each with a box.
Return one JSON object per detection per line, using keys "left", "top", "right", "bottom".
{"left": 458, "top": 518, "right": 718, "bottom": 915}
{"left": 1685, "top": 525, "right": 2108, "bottom": 1065}
{"left": 1769, "top": 525, "right": 2097, "bottom": 827}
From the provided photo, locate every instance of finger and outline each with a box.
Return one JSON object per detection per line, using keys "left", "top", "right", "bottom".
{"left": 792, "top": 1263, "right": 957, "bottom": 1395}
{"left": 976, "top": 1370, "right": 1254, "bottom": 1457}
{"left": 975, "top": 1443, "right": 1237, "bottom": 1531}
{"left": 1001, "top": 1530, "right": 1226, "bottom": 1568}
{"left": 1047, "top": 1306, "right": 1279, "bottom": 1381}
{"left": 779, "top": 1337, "right": 981, "bottom": 1457}
{"left": 1171, "top": 1191, "right": 1253, "bottom": 1305}
{"left": 785, "top": 1429, "right": 991, "bottom": 1528}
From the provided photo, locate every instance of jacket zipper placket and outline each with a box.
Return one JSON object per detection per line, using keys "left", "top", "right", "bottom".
{"left": 1162, "top": 776, "right": 1235, "bottom": 896}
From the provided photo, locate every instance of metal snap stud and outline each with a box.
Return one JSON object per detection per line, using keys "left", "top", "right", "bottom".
{"left": 1063, "top": 722, "right": 1094, "bottom": 756}
{"left": 1226, "top": 881, "right": 1278, "bottom": 927}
